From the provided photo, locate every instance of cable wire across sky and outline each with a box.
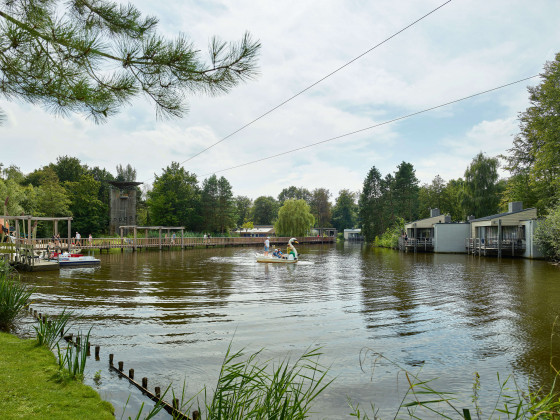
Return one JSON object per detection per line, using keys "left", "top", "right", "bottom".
{"left": 141, "top": 0, "right": 454, "bottom": 183}
{"left": 201, "top": 74, "right": 539, "bottom": 177}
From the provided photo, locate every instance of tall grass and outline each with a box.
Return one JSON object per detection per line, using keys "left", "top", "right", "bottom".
{"left": 0, "top": 259, "right": 34, "bottom": 331}
{"left": 201, "top": 344, "right": 332, "bottom": 419}
{"left": 34, "top": 308, "right": 74, "bottom": 349}
{"left": 130, "top": 345, "right": 332, "bottom": 420}
{"left": 349, "top": 348, "right": 560, "bottom": 419}
{"left": 56, "top": 328, "right": 91, "bottom": 381}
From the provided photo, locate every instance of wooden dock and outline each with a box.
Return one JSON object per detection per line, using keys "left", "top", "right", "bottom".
{"left": 1, "top": 236, "right": 335, "bottom": 271}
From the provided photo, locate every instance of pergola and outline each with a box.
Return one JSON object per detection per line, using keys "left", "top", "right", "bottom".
{"left": 1, "top": 215, "right": 73, "bottom": 243}
{"left": 118, "top": 225, "right": 185, "bottom": 250}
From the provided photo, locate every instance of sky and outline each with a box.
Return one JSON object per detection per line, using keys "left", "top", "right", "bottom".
{"left": 2, "top": 0, "right": 560, "bottom": 201}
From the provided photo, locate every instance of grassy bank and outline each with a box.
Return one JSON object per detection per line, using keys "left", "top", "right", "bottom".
{"left": 0, "top": 332, "right": 113, "bottom": 420}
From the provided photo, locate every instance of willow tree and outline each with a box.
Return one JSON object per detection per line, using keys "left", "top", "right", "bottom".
{"left": 0, "top": 0, "right": 260, "bottom": 123}
{"left": 462, "top": 152, "right": 501, "bottom": 218}
{"left": 274, "top": 199, "right": 314, "bottom": 237}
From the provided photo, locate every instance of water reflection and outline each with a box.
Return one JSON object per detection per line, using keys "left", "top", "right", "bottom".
{"left": 20, "top": 244, "right": 560, "bottom": 419}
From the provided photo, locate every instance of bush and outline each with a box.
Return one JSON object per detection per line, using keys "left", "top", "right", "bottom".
{"left": 0, "top": 260, "right": 34, "bottom": 331}
{"left": 374, "top": 218, "right": 405, "bottom": 249}
{"left": 535, "top": 203, "right": 560, "bottom": 260}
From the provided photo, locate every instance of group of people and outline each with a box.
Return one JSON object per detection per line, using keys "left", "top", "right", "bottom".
{"left": 264, "top": 236, "right": 295, "bottom": 259}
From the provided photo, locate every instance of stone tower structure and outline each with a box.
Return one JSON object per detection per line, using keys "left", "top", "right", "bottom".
{"left": 108, "top": 181, "right": 142, "bottom": 235}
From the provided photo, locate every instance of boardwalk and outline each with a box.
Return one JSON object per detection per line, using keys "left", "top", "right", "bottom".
{"left": 1, "top": 236, "right": 335, "bottom": 271}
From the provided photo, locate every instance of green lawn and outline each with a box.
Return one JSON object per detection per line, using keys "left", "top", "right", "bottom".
{"left": 0, "top": 332, "right": 114, "bottom": 419}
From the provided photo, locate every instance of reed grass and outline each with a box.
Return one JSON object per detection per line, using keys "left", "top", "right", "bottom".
{"left": 34, "top": 308, "right": 74, "bottom": 349}
{"left": 0, "top": 259, "right": 34, "bottom": 331}
{"left": 56, "top": 328, "right": 91, "bottom": 381}
{"left": 349, "top": 348, "right": 560, "bottom": 419}
{"left": 201, "top": 344, "right": 332, "bottom": 419}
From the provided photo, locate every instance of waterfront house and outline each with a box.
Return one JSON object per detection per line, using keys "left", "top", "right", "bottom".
{"left": 466, "top": 202, "right": 541, "bottom": 258}
{"left": 402, "top": 208, "right": 470, "bottom": 253}
{"left": 236, "top": 225, "right": 275, "bottom": 238}
{"left": 343, "top": 228, "right": 363, "bottom": 241}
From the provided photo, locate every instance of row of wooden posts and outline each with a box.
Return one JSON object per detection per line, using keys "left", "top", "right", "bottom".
{"left": 28, "top": 306, "right": 199, "bottom": 420}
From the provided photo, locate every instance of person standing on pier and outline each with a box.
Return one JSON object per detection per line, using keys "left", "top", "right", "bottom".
{"left": 75, "top": 231, "right": 81, "bottom": 246}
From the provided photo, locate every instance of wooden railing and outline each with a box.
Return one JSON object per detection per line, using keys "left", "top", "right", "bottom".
{"left": 4, "top": 235, "right": 335, "bottom": 253}
{"left": 398, "top": 237, "right": 433, "bottom": 251}
{"left": 466, "top": 238, "right": 525, "bottom": 255}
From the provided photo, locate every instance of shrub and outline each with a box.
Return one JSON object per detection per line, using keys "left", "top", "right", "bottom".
{"left": 0, "top": 260, "right": 34, "bottom": 331}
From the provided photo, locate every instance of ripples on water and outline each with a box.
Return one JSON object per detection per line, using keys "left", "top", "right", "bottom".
{"left": 19, "top": 243, "right": 560, "bottom": 419}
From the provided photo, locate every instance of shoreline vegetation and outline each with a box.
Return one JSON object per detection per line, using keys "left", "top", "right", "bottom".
{"left": 0, "top": 332, "right": 114, "bottom": 420}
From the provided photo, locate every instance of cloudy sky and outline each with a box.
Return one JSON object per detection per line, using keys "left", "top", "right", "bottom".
{"left": 2, "top": 0, "right": 560, "bottom": 200}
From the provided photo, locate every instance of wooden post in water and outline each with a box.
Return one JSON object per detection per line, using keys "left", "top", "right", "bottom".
{"left": 193, "top": 410, "right": 200, "bottom": 420}
{"left": 142, "top": 377, "right": 148, "bottom": 389}
{"left": 181, "top": 228, "right": 184, "bottom": 249}
{"left": 159, "top": 228, "right": 162, "bottom": 250}
{"left": 109, "top": 354, "right": 114, "bottom": 366}
{"left": 497, "top": 219, "right": 502, "bottom": 258}
{"left": 129, "top": 369, "right": 134, "bottom": 379}
{"left": 155, "top": 387, "right": 161, "bottom": 399}
{"left": 133, "top": 226, "right": 137, "bottom": 252}
{"left": 118, "top": 361, "right": 124, "bottom": 372}
{"left": 67, "top": 219, "right": 71, "bottom": 252}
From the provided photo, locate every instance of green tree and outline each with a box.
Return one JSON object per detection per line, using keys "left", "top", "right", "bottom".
{"left": 0, "top": 177, "right": 29, "bottom": 216}
{"left": 216, "top": 176, "right": 237, "bottom": 234}
{"left": 462, "top": 152, "right": 501, "bottom": 218}
{"left": 35, "top": 168, "right": 71, "bottom": 218}
{"left": 309, "top": 188, "right": 332, "bottom": 228}
{"left": 234, "top": 195, "right": 253, "bottom": 227}
{"left": 274, "top": 199, "right": 314, "bottom": 237}
{"left": 418, "top": 175, "right": 448, "bottom": 219}
{"left": 252, "top": 196, "right": 278, "bottom": 225}
{"left": 0, "top": 0, "right": 260, "bottom": 122}
{"left": 147, "top": 162, "right": 201, "bottom": 229}
{"left": 392, "top": 161, "right": 419, "bottom": 222}
{"left": 50, "top": 156, "right": 87, "bottom": 183}
{"left": 64, "top": 174, "right": 106, "bottom": 235}
{"left": 331, "top": 189, "right": 358, "bottom": 232}
{"left": 88, "top": 166, "right": 115, "bottom": 232}
{"left": 443, "top": 178, "right": 466, "bottom": 221}
{"left": 502, "top": 52, "right": 560, "bottom": 211}
{"left": 201, "top": 175, "right": 219, "bottom": 232}
{"left": 359, "top": 166, "right": 387, "bottom": 242}
{"left": 1, "top": 165, "right": 25, "bottom": 184}
{"left": 115, "top": 164, "right": 137, "bottom": 182}
{"left": 277, "top": 186, "right": 312, "bottom": 205}
{"left": 501, "top": 173, "right": 539, "bottom": 211}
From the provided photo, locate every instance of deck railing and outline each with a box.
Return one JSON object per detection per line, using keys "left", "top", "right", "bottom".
{"left": 466, "top": 238, "right": 525, "bottom": 255}
{"left": 398, "top": 237, "right": 433, "bottom": 251}
{"left": 4, "top": 235, "right": 334, "bottom": 253}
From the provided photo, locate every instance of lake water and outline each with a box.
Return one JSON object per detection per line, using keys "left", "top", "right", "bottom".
{"left": 19, "top": 242, "right": 560, "bottom": 419}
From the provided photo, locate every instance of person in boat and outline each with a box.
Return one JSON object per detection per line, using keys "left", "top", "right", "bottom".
{"left": 264, "top": 236, "right": 270, "bottom": 256}
{"left": 272, "top": 248, "right": 279, "bottom": 257}
{"left": 276, "top": 249, "right": 284, "bottom": 258}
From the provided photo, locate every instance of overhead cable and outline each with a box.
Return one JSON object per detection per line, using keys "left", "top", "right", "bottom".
{"left": 142, "top": 0, "right": 453, "bottom": 183}
{"left": 201, "top": 75, "right": 538, "bottom": 177}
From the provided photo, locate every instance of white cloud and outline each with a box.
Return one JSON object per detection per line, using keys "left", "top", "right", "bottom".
{"left": 2, "top": 0, "right": 560, "bottom": 199}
